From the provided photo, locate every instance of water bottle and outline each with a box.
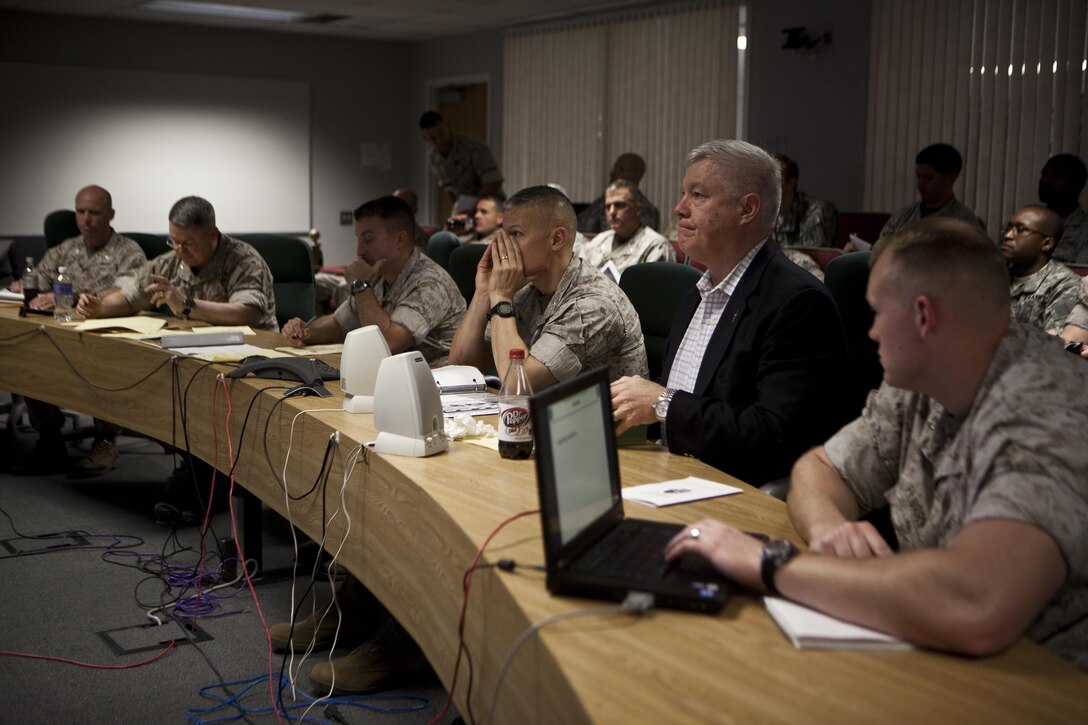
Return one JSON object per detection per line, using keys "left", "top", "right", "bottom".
{"left": 22, "top": 257, "right": 38, "bottom": 306}
{"left": 53, "top": 266, "right": 73, "bottom": 323}
{"left": 498, "top": 349, "right": 534, "bottom": 459}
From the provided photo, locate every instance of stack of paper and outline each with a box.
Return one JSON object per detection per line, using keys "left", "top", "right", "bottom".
{"left": 764, "top": 596, "right": 912, "bottom": 650}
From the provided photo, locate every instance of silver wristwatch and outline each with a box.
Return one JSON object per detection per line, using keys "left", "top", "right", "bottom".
{"left": 350, "top": 278, "right": 370, "bottom": 295}
{"left": 653, "top": 388, "right": 676, "bottom": 422}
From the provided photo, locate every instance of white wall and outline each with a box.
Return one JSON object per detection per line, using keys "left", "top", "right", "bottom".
{"left": 1, "top": 62, "right": 310, "bottom": 234}
{"left": 0, "top": 10, "right": 412, "bottom": 266}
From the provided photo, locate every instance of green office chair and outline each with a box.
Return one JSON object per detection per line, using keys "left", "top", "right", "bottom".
{"left": 618, "top": 261, "right": 702, "bottom": 381}
{"left": 426, "top": 231, "right": 460, "bottom": 270}
{"left": 448, "top": 243, "right": 487, "bottom": 306}
{"left": 824, "top": 251, "right": 883, "bottom": 417}
{"left": 233, "top": 233, "right": 315, "bottom": 329}
{"left": 122, "top": 232, "right": 170, "bottom": 261}
{"left": 43, "top": 209, "right": 79, "bottom": 248}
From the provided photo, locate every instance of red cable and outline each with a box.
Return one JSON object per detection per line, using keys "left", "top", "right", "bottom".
{"left": 0, "top": 640, "right": 176, "bottom": 669}
{"left": 428, "top": 508, "right": 540, "bottom": 725}
{"left": 220, "top": 377, "right": 283, "bottom": 725}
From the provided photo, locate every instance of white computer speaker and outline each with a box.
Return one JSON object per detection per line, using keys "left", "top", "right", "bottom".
{"left": 341, "top": 325, "right": 390, "bottom": 414}
{"left": 372, "top": 351, "right": 448, "bottom": 457}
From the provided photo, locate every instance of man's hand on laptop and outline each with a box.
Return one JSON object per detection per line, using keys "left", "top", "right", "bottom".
{"left": 610, "top": 375, "right": 663, "bottom": 434}
{"left": 664, "top": 519, "right": 763, "bottom": 590}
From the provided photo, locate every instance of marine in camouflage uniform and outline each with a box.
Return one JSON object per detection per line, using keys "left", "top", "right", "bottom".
{"left": 773, "top": 190, "right": 839, "bottom": 248}
{"left": 1009, "top": 258, "right": 1081, "bottom": 334}
{"left": 426, "top": 132, "right": 503, "bottom": 200}
{"left": 333, "top": 247, "right": 465, "bottom": 366}
{"left": 35, "top": 231, "right": 145, "bottom": 295}
{"left": 825, "top": 321, "right": 1088, "bottom": 669}
{"left": 118, "top": 233, "right": 277, "bottom": 331}
{"left": 490, "top": 254, "right": 648, "bottom": 382}
{"left": 574, "top": 225, "right": 675, "bottom": 275}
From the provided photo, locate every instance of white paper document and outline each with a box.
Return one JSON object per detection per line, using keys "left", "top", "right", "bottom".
{"left": 1, "top": 288, "right": 24, "bottom": 303}
{"left": 621, "top": 477, "right": 743, "bottom": 507}
{"left": 75, "top": 316, "right": 168, "bottom": 334}
{"left": 764, "top": 596, "right": 912, "bottom": 651}
{"left": 173, "top": 344, "right": 292, "bottom": 362}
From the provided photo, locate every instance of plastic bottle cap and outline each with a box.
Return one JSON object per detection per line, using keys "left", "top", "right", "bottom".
{"left": 58, "top": 266, "right": 67, "bottom": 273}
{"left": 508, "top": 349, "right": 525, "bottom": 360}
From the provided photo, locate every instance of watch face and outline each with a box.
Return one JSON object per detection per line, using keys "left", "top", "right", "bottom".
{"left": 494, "top": 301, "right": 515, "bottom": 317}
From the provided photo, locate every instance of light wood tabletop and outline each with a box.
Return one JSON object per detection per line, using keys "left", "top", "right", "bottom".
{"left": 1, "top": 306, "right": 1084, "bottom": 724}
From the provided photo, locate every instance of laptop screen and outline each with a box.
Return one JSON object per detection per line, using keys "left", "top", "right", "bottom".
{"left": 532, "top": 367, "right": 622, "bottom": 552}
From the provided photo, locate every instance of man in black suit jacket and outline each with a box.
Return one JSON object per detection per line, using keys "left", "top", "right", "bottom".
{"left": 612, "top": 139, "right": 851, "bottom": 485}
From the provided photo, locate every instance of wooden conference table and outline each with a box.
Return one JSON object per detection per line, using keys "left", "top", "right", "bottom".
{"left": 0, "top": 307, "right": 1084, "bottom": 724}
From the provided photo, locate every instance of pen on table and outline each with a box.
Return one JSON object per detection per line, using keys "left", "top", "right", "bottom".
{"left": 292, "top": 315, "right": 317, "bottom": 340}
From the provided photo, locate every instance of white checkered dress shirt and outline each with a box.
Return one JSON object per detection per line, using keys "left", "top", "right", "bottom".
{"left": 666, "top": 240, "right": 766, "bottom": 392}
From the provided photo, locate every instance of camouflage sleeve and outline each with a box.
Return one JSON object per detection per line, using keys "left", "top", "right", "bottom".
{"left": 119, "top": 258, "right": 157, "bottom": 311}
{"left": 35, "top": 244, "right": 63, "bottom": 290}
{"left": 388, "top": 272, "right": 459, "bottom": 345}
{"left": 823, "top": 384, "right": 907, "bottom": 515}
{"left": 224, "top": 249, "right": 272, "bottom": 311}
{"left": 529, "top": 285, "right": 633, "bottom": 382}
{"left": 1067, "top": 277, "right": 1088, "bottom": 330}
{"left": 642, "top": 237, "right": 676, "bottom": 263}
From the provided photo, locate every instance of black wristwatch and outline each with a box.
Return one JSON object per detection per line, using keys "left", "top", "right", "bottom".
{"left": 487, "top": 301, "right": 515, "bottom": 321}
{"left": 350, "top": 278, "right": 370, "bottom": 296}
{"left": 180, "top": 296, "right": 195, "bottom": 319}
{"left": 760, "top": 539, "right": 800, "bottom": 596}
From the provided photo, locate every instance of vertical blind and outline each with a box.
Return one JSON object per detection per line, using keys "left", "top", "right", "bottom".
{"left": 503, "top": 2, "right": 740, "bottom": 235}
{"left": 865, "top": 0, "right": 1088, "bottom": 234}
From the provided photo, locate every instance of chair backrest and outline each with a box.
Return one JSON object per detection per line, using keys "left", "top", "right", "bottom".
{"left": 447, "top": 243, "right": 487, "bottom": 305}
{"left": 837, "top": 212, "right": 890, "bottom": 248}
{"left": 43, "top": 210, "right": 79, "bottom": 248}
{"left": 232, "top": 233, "right": 315, "bottom": 328}
{"left": 122, "top": 232, "right": 169, "bottom": 260}
{"left": 618, "top": 261, "right": 703, "bottom": 381}
{"left": 784, "top": 245, "right": 843, "bottom": 272}
{"left": 824, "top": 251, "right": 883, "bottom": 416}
{"left": 427, "top": 231, "right": 461, "bottom": 270}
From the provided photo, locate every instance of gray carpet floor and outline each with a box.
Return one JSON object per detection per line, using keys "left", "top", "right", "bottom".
{"left": 0, "top": 395, "right": 462, "bottom": 725}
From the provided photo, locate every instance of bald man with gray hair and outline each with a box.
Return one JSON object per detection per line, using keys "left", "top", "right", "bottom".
{"left": 612, "top": 139, "right": 851, "bottom": 486}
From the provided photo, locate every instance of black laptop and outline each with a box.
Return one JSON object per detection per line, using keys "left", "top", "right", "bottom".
{"left": 531, "top": 367, "right": 730, "bottom": 613}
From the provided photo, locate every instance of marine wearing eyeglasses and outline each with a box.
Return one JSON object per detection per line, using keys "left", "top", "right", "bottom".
{"left": 76, "top": 196, "right": 277, "bottom": 330}
{"left": 999, "top": 205, "right": 1080, "bottom": 335}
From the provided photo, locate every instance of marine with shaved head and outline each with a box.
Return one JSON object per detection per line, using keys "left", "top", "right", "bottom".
{"left": 449, "top": 184, "right": 647, "bottom": 387}
{"left": 1000, "top": 205, "right": 1081, "bottom": 334}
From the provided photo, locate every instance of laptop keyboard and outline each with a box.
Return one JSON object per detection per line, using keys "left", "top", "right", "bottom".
{"left": 573, "top": 523, "right": 675, "bottom": 578}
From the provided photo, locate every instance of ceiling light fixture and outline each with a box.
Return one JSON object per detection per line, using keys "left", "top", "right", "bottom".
{"left": 142, "top": 0, "right": 308, "bottom": 23}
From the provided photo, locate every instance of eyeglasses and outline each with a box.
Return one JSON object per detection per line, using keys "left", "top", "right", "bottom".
{"left": 166, "top": 231, "right": 210, "bottom": 251}
{"left": 1002, "top": 222, "right": 1046, "bottom": 237}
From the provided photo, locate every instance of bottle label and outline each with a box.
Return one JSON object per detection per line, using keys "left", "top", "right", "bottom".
{"left": 54, "top": 282, "right": 73, "bottom": 296}
{"left": 499, "top": 402, "right": 533, "bottom": 442}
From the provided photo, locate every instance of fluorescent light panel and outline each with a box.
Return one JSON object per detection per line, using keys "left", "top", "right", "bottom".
{"left": 142, "top": 1, "right": 308, "bottom": 23}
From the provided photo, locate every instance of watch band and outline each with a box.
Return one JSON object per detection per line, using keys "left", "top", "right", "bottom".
{"left": 181, "top": 296, "right": 195, "bottom": 319}
{"left": 653, "top": 388, "right": 676, "bottom": 423}
{"left": 760, "top": 539, "right": 800, "bottom": 596}
{"left": 487, "top": 301, "right": 515, "bottom": 321}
